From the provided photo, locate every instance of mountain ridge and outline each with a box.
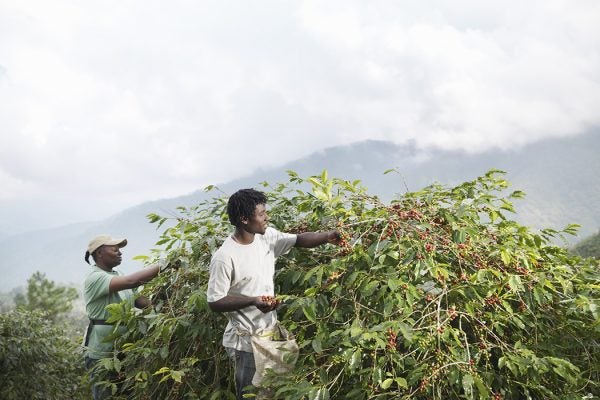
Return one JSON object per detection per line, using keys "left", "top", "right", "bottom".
{"left": 1, "top": 130, "right": 598, "bottom": 291}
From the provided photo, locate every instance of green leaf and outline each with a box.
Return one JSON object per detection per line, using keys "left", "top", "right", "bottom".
{"left": 397, "top": 323, "right": 413, "bottom": 342}
{"left": 372, "top": 367, "right": 383, "bottom": 384}
{"left": 312, "top": 338, "right": 323, "bottom": 353}
{"left": 562, "top": 224, "right": 580, "bottom": 236}
{"left": 500, "top": 249, "right": 512, "bottom": 265}
{"left": 462, "top": 374, "right": 474, "bottom": 395}
{"left": 508, "top": 275, "right": 524, "bottom": 292}
{"left": 302, "top": 305, "right": 317, "bottom": 323}
{"left": 547, "top": 357, "right": 580, "bottom": 383}
{"left": 350, "top": 326, "right": 362, "bottom": 338}
{"left": 489, "top": 209, "right": 500, "bottom": 223}
{"left": 512, "top": 316, "right": 525, "bottom": 329}
{"left": 509, "top": 190, "right": 526, "bottom": 199}
{"left": 381, "top": 378, "right": 394, "bottom": 389}
{"left": 473, "top": 374, "right": 490, "bottom": 398}
{"left": 314, "top": 188, "right": 328, "bottom": 201}
{"left": 113, "top": 357, "right": 121, "bottom": 373}
{"left": 153, "top": 367, "right": 170, "bottom": 375}
{"left": 349, "top": 349, "right": 362, "bottom": 370}
{"left": 308, "top": 387, "right": 330, "bottom": 400}
{"left": 170, "top": 370, "right": 184, "bottom": 383}
{"left": 308, "top": 177, "right": 324, "bottom": 188}
{"left": 388, "top": 279, "right": 398, "bottom": 292}
{"left": 501, "top": 300, "right": 513, "bottom": 314}
{"left": 452, "top": 229, "right": 466, "bottom": 244}
{"left": 395, "top": 377, "right": 408, "bottom": 389}
{"left": 160, "top": 346, "right": 169, "bottom": 359}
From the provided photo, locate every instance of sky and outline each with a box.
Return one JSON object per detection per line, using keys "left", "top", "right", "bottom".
{"left": 1, "top": 0, "right": 599, "bottom": 234}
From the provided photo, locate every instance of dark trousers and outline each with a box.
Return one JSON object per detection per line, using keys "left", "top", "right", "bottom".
{"left": 228, "top": 349, "right": 256, "bottom": 400}
{"left": 84, "top": 356, "right": 112, "bottom": 400}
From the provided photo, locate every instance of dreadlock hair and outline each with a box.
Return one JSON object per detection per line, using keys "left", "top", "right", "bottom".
{"left": 227, "top": 188, "right": 267, "bottom": 227}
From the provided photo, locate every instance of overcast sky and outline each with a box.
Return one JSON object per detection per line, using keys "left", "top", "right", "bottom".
{"left": 1, "top": 0, "right": 599, "bottom": 233}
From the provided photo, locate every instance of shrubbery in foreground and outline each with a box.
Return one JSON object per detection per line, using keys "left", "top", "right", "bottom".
{"left": 0, "top": 310, "right": 88, "bottom": 399}
{"left": 99, "top": 170, "right": 599, "bottom": 399}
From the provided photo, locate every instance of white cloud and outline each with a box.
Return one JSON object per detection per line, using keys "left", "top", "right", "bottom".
{"left": 0, "top": 0, "right": 599, "bottom": 229}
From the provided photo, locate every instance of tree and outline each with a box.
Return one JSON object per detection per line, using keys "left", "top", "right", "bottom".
{"left": 0, "top": 310, "right": 89, "bottom": 399}
{"left": 96, "top": 170, "right": 599, "bottom": 399}
{"left": 572, "top": 230, "right": 600, "bottom": 259}
{"left": 0, "top": 290, "right": 17, "bottom": 312}
{"left": 14, "top": 271, "right": 78, "bottom": 322}
{"left": 2, "top": 273, "right": 87, "bottom": 398}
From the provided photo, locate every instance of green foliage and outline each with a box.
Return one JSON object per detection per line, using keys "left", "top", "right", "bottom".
{"left": 99, "top": 170, "right": 599, "bottom": 399}
{"left": 572, "top": 230, "right": 600, "bottom": 259}
{"left": 0, "top": 290, "right": 17, "bottom": 312}
{"left": 13, "top": 271, "right": 78, "bottom": 322}
{"left": 0, "top": 310, "right": 89, "bottom": 399}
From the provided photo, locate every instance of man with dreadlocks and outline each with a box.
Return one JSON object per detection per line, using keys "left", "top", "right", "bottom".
{"left": 207, "top": 188, "right": 339, "bottom": 399}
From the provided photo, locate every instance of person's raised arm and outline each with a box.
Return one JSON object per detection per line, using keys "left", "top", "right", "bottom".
{"left": 295, "top": 230, "right": 340, "bottom": 248}
{"left": 109, "top": 265, "right": 160, "bottom": 293}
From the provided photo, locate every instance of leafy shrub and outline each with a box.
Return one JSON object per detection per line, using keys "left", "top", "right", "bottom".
{"left": 100, "top": 170, "right": 599, "bottom": 399}
{"left": 0, "top": 310, "right": 88, "bottom": 400}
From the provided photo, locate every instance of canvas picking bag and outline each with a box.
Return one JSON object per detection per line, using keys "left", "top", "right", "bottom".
{"left": 250, "top": 323, "right": 299, "bottom": 386}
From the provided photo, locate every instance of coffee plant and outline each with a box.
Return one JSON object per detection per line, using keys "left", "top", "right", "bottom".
{"left": 0, "top": 310, "right": 89, "bottom": 399}
{"left": 98, "top": 170, "right": 599, "bottom": 399}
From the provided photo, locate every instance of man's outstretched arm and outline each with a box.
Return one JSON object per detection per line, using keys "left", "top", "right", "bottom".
{"left": 295, "top": 230, "right": 340, "bottom": 248}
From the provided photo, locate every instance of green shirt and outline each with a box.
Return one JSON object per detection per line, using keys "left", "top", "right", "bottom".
{"left": 83, "top": 265, "right": 135, "bottom": 359}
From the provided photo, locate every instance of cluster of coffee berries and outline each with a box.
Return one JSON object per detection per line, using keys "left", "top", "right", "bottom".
{"left": 519, "top": 300, "right": 527, "bottom": 312}
{"left": 339, "top": 240, "right": 352, "bottom": 256}
{"left": 515, "top": 265, "right": 530, "bottom": 275}
{"left": 260, "top": 295, "right": 280, "bottom": 308}
{"left": 484, "top": 294, "right": 501, "bottom": 308}
{"left": 386, "top": 328, "right": 398, "bottom": 350}
{"left": 390, "top": 204, "right": 423, "bottom": 221}
{"left": 325, "top": 270, "right": 343, "bottom": 285}
{"left": 332, "top": 222, "right": 353, "bottom": 256}
{"left": 381, "top": 219, "right": 401, "bottom": 240}
{"left": 448, "top": 306, "right": 457, "bottom": 320}
{"left": 292, "top": 221, "right": 310, "bottom": 234}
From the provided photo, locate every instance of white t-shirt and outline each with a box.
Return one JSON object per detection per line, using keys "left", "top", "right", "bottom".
{"left": 207, "top": 227, "right": 297, "bottom": 352}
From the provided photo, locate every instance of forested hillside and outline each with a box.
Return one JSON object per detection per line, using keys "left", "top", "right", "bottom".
{"left": 572, "top": 231, "right": 600, "bottom": 259}
{"left": 0, "top": 130, "right": 598, "bottom": 291}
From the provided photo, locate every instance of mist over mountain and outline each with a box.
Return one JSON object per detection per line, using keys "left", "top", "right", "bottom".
{"left": 1, "top": 130, "right": 598, "bottom": 291}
